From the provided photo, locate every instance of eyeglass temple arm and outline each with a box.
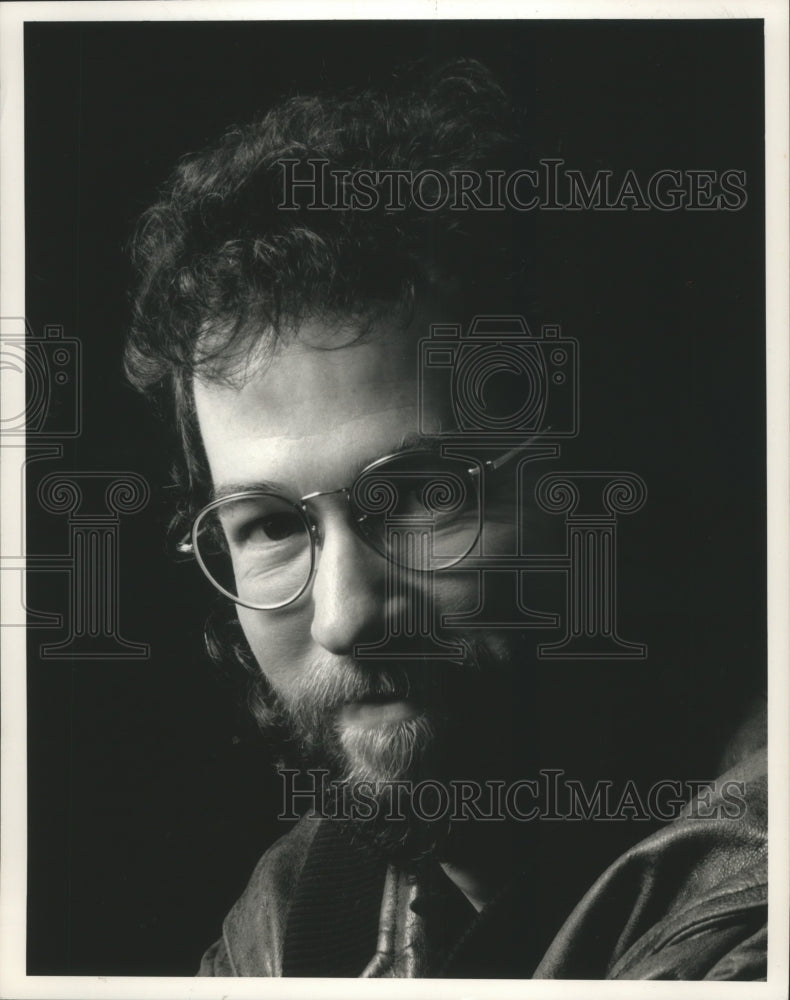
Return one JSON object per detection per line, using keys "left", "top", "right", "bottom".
{"left": 175, "top": 530, "right": 194, "bottom": 555}
{"left": 471, "top": 427, "right": 554, "bottom": 476}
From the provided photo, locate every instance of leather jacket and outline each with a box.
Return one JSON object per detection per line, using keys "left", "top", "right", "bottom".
{"left": 198, "top": 746, "right": 767, "bottom": 979}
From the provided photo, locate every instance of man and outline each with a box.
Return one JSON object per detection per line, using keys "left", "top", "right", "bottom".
{"left": 125, "top": 60, "right": 766, "bottom": 979}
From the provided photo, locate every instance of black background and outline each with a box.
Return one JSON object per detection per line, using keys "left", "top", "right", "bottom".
{"left": 24, "top": 20, "right": 765, "bottom": 975}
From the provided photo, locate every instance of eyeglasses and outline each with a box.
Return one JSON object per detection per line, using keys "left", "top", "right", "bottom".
{"left": 177, "top": 439, "right": 539, "bottom": 611}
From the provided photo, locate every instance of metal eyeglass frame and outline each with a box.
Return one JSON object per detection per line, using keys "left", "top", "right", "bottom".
{"left": 177, "top": 434, "right": 546, "bottom": 610}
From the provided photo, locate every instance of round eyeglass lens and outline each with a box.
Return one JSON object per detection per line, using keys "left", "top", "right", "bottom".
{"left": 350, "top": 451, "right": 481, "bottom": 571}
{"left": 193, "top": 493, "right": 313, "bottom": 609}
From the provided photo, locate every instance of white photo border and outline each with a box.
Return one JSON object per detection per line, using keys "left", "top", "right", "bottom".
{"left": 1, "top": 2, "right": 787, "bottom": 998}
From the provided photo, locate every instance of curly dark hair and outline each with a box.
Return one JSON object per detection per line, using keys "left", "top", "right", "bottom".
{"left": 125, "top": 57, "right": 533, "bottom": 508}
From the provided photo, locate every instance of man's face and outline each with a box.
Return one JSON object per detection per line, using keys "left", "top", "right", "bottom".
{"left": 193, "top": 311, "right": 527, "bottom": 848}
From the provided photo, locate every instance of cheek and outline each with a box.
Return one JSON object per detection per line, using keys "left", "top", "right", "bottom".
{"left": 237, "top": 603, "right": 315, "bottom": 694}
{"left": 430, "top": 574, "right": 481, "bottom": 620}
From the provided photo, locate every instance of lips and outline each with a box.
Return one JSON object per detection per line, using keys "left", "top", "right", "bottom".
{"left": 346, "top": 692, "right": 407, "bottom": 705}
{"left": 338, "top": 698, "right": 421, "bottom": 727}
{"left": 339, "top": 672, "right": 414, "bottom": 706}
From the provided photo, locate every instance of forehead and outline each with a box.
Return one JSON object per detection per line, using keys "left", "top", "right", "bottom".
{"left": 193, "top": 317, "right": 453, "bottom": 495}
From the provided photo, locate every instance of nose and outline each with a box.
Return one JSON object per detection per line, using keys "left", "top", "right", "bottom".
{"left": 309, "top": 508, "right": 389, "bottom": 655}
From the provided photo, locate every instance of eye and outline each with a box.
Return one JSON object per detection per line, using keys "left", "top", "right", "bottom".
{"left": 242, "top": 511, "right": 303, "bottom": 545}
{"left": 213, "top": 495, "right": 307, "bottom": 551}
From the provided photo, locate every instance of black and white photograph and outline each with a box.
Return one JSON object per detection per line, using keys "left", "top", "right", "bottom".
{"left": 1, "top": 2, "right": 787, "bottom": 996}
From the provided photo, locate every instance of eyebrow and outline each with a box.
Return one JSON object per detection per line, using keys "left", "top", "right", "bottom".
{"left": 209, "top": 479, "right": 292, "bottom": 503}
{"left": 207, "top": 432, "right": 444, "bottom": 504}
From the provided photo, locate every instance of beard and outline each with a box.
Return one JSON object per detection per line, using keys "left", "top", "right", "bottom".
{"left": 266, "top": 634, "right": 528, "bottom": 866}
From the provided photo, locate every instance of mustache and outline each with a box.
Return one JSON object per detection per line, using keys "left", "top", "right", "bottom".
{"left": 274, "top": 637, "right": 493, "bottom": 730}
